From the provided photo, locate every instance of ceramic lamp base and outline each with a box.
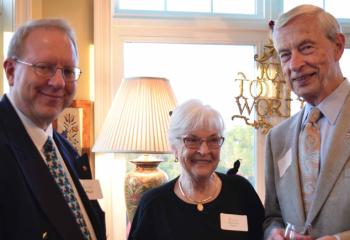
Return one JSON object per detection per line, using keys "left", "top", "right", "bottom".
{"left": 124, "top": 155, "right": 168, "bottom": 223}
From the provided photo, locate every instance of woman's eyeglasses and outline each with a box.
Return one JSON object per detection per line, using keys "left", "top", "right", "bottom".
{"left": 179, "top": 136, "right": 225, "bottom": 149}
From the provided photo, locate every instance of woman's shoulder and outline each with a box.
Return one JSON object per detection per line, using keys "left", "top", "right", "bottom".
{"left": 216, "top": 172, "right": 259, "bottom": 198}
{"left": 138, "top": 177, "right": 178, "bottom": 209}
{"left": 217, "top": 172, "right": 264, "bottom": 209}
{"left": 217, "top": 172, "right": 253, "bottom": 187}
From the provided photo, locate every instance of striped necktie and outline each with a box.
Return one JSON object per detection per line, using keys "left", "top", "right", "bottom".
{"left": 43, "top": 136, "right": 91, "bottom": 240}
{"left": 299, "top": 107, "right": 322, "bottom": 214}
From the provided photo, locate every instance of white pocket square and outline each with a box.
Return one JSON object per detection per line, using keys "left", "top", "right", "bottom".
{"left": 278, "top": 148, "right": 292, "bottom": 178}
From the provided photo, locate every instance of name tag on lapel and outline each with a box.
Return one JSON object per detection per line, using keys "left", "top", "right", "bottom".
{"left": 220, "top": 213, "right": 248, "bottom": 231}
{"left": 80, "top": 179, "right": 103, "bottom": 200}
{"left": 278, "top": 148, "right": 292, "bottom": 178}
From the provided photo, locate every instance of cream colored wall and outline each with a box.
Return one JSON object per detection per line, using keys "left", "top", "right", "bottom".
{"left": 38, "top": 0, "right": 93, "bottom": 100}
{"left": 31, "top": 0, "right": 42, "bottom": 20}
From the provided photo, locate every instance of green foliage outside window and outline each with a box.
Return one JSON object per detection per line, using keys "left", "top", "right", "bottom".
{"left": 218, "top": 125, "right": 255, "bottom": 186}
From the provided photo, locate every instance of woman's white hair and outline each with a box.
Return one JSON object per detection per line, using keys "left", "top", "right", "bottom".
{"left": 168, "top": 99, "right": 225, "bottom": 149}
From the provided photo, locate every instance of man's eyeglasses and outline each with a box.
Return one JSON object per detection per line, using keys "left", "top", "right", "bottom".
{"left": 180, "top": 136, "right": 225, "bottom": 150}
{"left": 15, "top": 59, "right": 82, "bottom": 82}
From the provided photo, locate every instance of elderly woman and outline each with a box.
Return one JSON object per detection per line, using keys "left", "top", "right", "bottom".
{"left": 128, "top": 99, "right": 264, "bottom": 240}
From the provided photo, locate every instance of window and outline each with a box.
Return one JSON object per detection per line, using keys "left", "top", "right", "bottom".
{"left": 1, "top": 0, "right": 14, "bottom": 95}
{"left": 340, "top": 49, "right": 350, "bottom": 77}
{"left": 284, "top": 0, "right": 350, "bottom": 20}
{"left": 2, "top": 32, "right": 13, "bottom": 94}
{"left": 115, "top": 0, "right": 263, "bottom": 18}
{"left": 283, "top": 0, "right": 322, "bottom": 12}
{"left": 95, "top": 1, "right": 350, "bottom": 239}
{"left": 118, "top": 0, "right": 164, "bottom": 11}
{"left": 123, "top": 42, "right": 257, "bottom": 184}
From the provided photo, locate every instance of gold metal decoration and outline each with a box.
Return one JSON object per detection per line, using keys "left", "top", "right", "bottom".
{"left": 232, "top": 38, "right": 303, "bottom": 134}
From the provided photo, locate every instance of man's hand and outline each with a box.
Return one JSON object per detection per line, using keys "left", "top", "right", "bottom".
{"left": 267, "top": 227, "right": 315, "bottom": 240}
{"left": 316, "top": 236, "right": 337, "bottom": 240}
{"left": 267, "top": 228, "right": 285, "bottom": 240}
{"left": 291, "top": 232, "right": 313, "bottom": 240}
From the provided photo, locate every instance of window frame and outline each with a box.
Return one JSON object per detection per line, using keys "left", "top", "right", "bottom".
{"left": 107, "top": 0, "right": 276, "bottom": 195}
{"left": 114, "top": 0, "right": 266, "bottom": 19}
{"left": 94, "top": 2, "right": 277, "bottom": 240}
{"left": 94, "top": 1, "right": 350, "bottom": 240}
{"left": 110, "top": 14, "right": 269, "bottom": 188}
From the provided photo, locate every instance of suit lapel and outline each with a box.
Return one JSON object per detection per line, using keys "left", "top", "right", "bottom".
{"left": 286, "top": 110, "right": 307, "bottom": 224}
{"left": 307, "top": 93, "right": 350, "bottom": 225}
{"left": 55, "top": 132, "right": 106, "bottom": 240}
{"left": 1, "top": 96, "right": 83, "bottom": 239}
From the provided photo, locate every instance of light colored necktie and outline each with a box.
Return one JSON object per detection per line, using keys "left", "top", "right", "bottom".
{"left": 43, "top": 136, "right": 91, "bottom": 240}
{"left": 299, "top": 107, "right": 321, "bottom": 214}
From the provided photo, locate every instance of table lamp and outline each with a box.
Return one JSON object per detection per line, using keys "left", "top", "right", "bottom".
{"left": 92, "top": 76, "right": 177, "bottom": 223}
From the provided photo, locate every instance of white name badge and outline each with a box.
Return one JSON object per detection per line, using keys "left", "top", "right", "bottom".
{"left": 80, "top": 179, "right": 103, "bottom": 200}
{"left": 220, "top": 213, "right": 248, "bottom": 232}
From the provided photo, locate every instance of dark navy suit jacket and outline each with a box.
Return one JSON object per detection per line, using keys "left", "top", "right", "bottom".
{"left": 0, "top": 95, "right": 106, "bottom": 240}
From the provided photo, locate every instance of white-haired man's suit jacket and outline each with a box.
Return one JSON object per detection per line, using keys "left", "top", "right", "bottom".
{"left": 263, "top": 91, "right": 350, "bottom": 239}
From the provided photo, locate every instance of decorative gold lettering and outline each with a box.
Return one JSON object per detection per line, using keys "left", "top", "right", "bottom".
{"left": 235, "top": 96, "right": 255, "bottom": 116}
{"left": 232, "top": 38, "right": 302, "bottom": 134}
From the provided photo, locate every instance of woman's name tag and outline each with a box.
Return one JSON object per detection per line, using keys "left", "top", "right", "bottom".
{"left": 220, "top": 213, "right": 248, "bottom": 231}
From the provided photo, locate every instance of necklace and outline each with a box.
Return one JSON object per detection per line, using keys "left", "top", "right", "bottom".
{"left": 178, "top": 173, "right": 219, "bottom": 212}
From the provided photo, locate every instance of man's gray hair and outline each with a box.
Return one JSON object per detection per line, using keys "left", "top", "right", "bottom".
{"left": 273, "top": 4, "right": 341, "bottom": 42}
{"left": 7, "top": 18, "right": 78, "bottom": 59}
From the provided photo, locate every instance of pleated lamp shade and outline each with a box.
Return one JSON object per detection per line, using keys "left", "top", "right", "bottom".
{"left": 92, "top": 76, "right": 177, "bottom": 154}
